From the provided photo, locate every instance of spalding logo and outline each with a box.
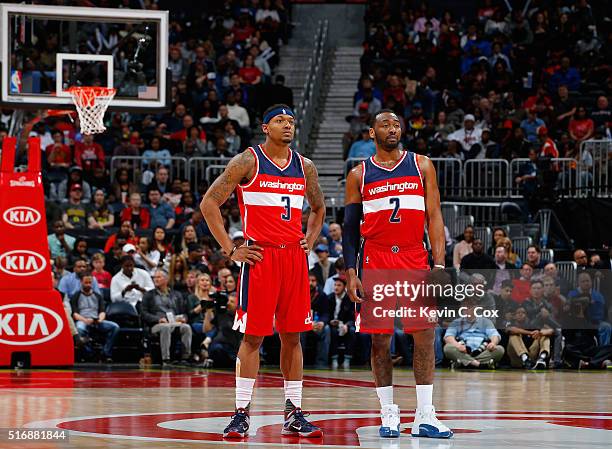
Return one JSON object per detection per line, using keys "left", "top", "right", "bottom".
{"left": 3, "top": 207, "right": 41, "bottom": 227}
{"left": 0, "top": 250, "right": 47, "bottom": 276}
{"left": 0, "top": 303, "right": 63, "bottom": 345}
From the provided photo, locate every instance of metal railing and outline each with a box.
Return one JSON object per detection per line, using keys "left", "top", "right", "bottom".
{"left": 110, "top": 156, "right": 188, "bottom": 185}
{"left": 294, "top": 19, "right": 329, "bottom": 155}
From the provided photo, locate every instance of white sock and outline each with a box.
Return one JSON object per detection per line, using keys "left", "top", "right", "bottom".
{"left": 236, "top": 376, "right": 255, "bottom": 409}
{"left": 284, "top": 380, "right": 303, "bottom": 408}
{"left": 416, "top": 384, "right": 433, "bottom": 410}
{"left": 376, "top": 386, "right": 394, "bottom": 408}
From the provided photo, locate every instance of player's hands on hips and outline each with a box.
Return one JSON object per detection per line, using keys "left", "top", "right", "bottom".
{"left": 231, "top": 244, "right": 264, "bottom": 265}
{"left": 346, "top": 269, "right": 365, "bottom": 303}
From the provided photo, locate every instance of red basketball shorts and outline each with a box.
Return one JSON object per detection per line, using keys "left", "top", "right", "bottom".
{"left": 356, "top": 240, "right": 437, "bottom": 334}
{"left": 234, "top": 242, "right": 312, "bottom": 336}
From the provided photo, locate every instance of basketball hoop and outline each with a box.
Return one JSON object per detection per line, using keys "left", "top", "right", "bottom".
{"left": 67, "top": 86, "right": 116, "bottom": 135}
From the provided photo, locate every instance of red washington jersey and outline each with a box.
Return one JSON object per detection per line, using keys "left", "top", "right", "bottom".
{"left": 360, "top": 151, "right": 426, "bottom": 247}
{"left": 237, "top": 144, "right": 305, "bottom": 245}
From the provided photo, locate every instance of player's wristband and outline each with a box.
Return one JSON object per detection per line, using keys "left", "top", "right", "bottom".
{"left": 433, "top": 264, "right": 445, "bottom": 270}
{"left": 343, "top": 203, "right": 363, "bottom": 269}
{"left": 228, "top": 245, "right": 238, "bottom": 258}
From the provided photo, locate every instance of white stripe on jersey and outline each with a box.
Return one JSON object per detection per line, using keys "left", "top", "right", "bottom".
{"left": 363, "top": 195, "right": 425, "bottom": 214}
{"left": 242, "top": 191, "right": 304, "bottom": 209}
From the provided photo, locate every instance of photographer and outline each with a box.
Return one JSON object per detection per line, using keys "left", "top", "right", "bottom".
{"left": 443, "top": 297, "right": 504, "bottom": 368}
{"left": 205, "top": 291, "right": 242, "bottom": 368}
{"left": 560, "top": 272, "right": 612, "bottom": 368}
{"left": 71, "top": 272, "right": 119, "bottom": 363}
{"left": 187, "top": 273, "right": 224, "bottom": 353}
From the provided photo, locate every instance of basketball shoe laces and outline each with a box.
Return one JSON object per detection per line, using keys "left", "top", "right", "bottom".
{"left": 286, "top": 408, "right": 316, "bottom": 431}
{"left": 227, "top": 408, "right": 249, "bottom": 432}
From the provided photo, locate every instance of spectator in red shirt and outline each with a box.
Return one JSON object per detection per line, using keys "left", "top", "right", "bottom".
{"left": 383, "top": 75, "right": 407, "bottom": 107}
{"left": 232, "top": 14, "right": 255, "bottom": 43}
{"left": 239, "top": 54, "right": 262, "bottom": 85}
{"left": 46, "top": 129, "right": 72, "bottom": 169}
{"left": 537, "top": 126, "right": 559, "bottom": 158}
{"left": 104, "top": 220, "right": 139, "bottom": 253}
{"left": 120, "top": 192, "right": 151, "bottom": 230}
{"left": 169, "top": 115, "right": 206, "bottom": 142}
{"left": 512, "top": 264, "right": 534, "bottom": 304}
{"left": 92, "top": 253, "right": 112, "bottom": 289}
{"left": 568, "top": 106, "right": 595, "bottom": 142}
{"left": 74, "top": 134, "right": 105, "bottom": 176}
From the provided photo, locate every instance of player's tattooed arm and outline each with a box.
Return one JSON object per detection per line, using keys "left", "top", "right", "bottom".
{"left": 302, "top": 157, "right": 326, "bottom": 252}
{"left": 200, "top": 150, "right": 263, "bottom": 264}
{"left": 418, "top": 155, "right": 446, "bottom": 268}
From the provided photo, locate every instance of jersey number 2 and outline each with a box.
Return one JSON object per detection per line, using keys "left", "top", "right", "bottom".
{"left": 389, "top": 197, "right": 401, "bottom": 223}
{"left": 281, "top": 196, "right": 291, "bottom": 221}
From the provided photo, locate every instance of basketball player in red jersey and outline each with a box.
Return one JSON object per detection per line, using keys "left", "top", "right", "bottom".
{"left": 343, "top": 110, "right": 452, "bottom": 439}
{"left": 200, "top": 104, "right": 325, "bottom": 439}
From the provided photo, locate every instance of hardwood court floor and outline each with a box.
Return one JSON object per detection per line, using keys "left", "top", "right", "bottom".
{"left": 0, "top": 367, "right": 610, "bottom": 449}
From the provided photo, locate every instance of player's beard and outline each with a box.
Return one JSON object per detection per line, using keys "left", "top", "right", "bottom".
{"left": 374, "top": 130, "right": 400, "bottom": 151}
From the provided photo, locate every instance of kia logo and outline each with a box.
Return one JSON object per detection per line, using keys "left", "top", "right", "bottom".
{"left": 0, "top": 250, "right": 47, "bottom": 276}
{"left": 3, "top": 206, "right": 41, "bottom": 227}
{"left": 0, "top": 303, "right": 63, "bottom": 345}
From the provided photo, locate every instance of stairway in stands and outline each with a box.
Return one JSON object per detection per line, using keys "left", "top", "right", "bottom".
{"left": 309, "top": 46, "right": 362, "bottom": 208}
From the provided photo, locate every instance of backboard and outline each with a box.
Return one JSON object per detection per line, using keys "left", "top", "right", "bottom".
{"left": 0, "top": 3, "right": 169, "bottom": 112}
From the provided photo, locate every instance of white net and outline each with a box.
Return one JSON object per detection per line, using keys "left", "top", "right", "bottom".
{"left": 68, "top": 87, "right": 116, "bottom": 135}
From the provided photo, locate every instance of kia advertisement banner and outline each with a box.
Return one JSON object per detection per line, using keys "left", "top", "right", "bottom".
{"left": 0, "top": 137, "right": 73, "bottom": 367}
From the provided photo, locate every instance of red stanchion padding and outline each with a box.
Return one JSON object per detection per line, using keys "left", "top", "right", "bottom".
{"left": 0, "top": 137, "right": 73, "bottom": 367}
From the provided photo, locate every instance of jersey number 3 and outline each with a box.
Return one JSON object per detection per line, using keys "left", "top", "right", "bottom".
{"left": 281, "top": 196, "right": 291, "bottom": 221}
{"left": 389, "top": 197, "right": 401, "bottom": 223}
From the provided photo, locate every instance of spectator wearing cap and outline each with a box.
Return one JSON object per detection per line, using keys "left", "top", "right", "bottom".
{"left": 110, "top": 255, "right": 155, "bottom": 307}
{"left": 327, "top": 276, "right": 355, "bottom": 369}
{"left": 312, "top": 244, "right": 336, "bottom": 288}
{"left": 520, "top": 108, "right": 545, "bottom": 143}
{"left": 53, "top": 166, "right": 92, "bottom": 203}
{"left": 447, "top": 114, "right": 482, "bottom": 152}
{"left": 347, "top": 125, "right": 376, "bottom": 159}
{"left": 323, "top": 257, "right": 346, "bottom": 296}
{"left": 537, "top": 126, "right": 559, "bottom": 158}
{"left": 61, "top": 183, "right": 88, "bottom": 230}
{"left": 467, "top": 126, "right": 499, "bottom": 159}
{"left": 148, "top": 187, "right": 176, "bottom": 230}
{"left": 142, "top": 269, "right": 193, "bottom": 365}
{"left": 186, "top": 243, "right": 209, "bottom": 273}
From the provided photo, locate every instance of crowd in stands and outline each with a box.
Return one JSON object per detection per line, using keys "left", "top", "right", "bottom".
{"left": 3, "top": 0, "right": 610, "bottom": 370}
{"left": 346, "top": 0, "right": 610, "bottom": 205}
